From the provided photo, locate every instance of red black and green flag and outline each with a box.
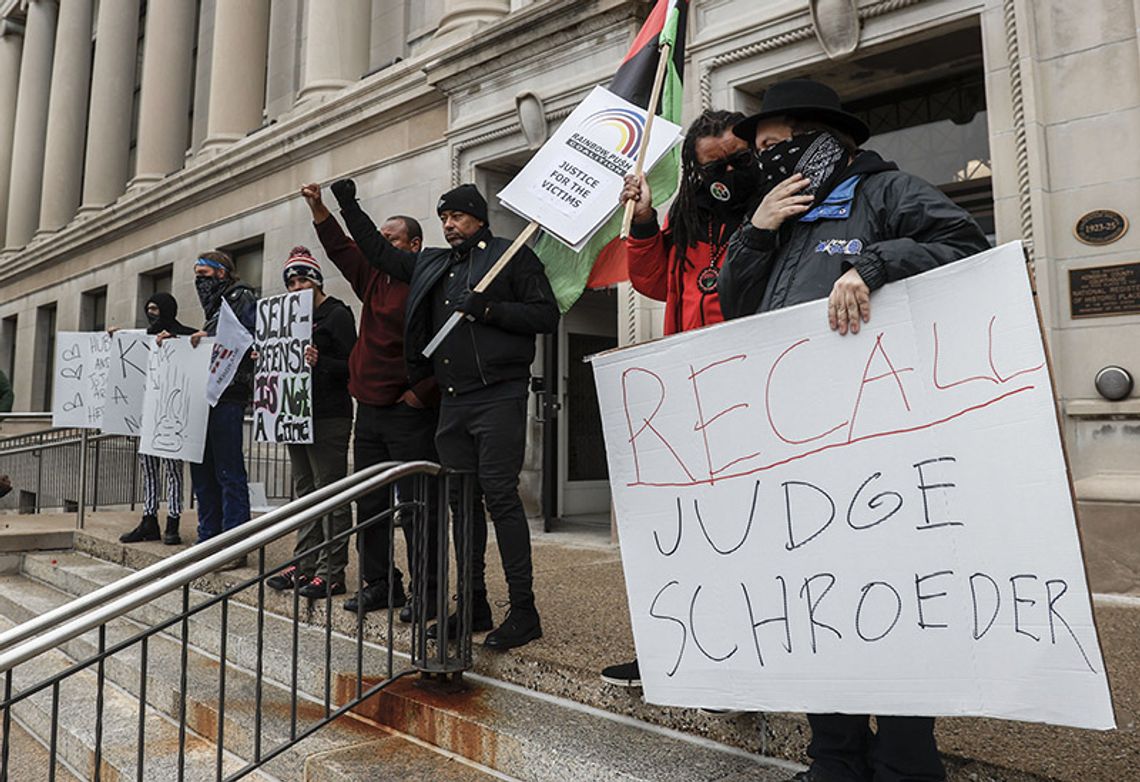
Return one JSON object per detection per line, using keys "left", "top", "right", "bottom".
{"left": 538, "top": 0, "right": 688, "bottom": 312}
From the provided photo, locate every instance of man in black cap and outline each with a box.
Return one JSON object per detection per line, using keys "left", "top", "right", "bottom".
{"left": 719, "top": 78, "right": 990, "bottom": 782}
{"left": 328, "top": 179, "right": 560, "bottom": 651}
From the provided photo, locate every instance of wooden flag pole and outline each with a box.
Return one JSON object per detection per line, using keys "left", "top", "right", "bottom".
{"left": 619, "top": 40, "right": 673, "bottom": 240}
{"left": 422, "top": 219, "right": 542, "bottom": 358}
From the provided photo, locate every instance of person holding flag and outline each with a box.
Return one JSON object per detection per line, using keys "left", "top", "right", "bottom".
{"left": 600, "top": 109, "right": 758, "bottom": 690}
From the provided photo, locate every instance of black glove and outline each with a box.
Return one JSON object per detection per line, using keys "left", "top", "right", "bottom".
{"left": 457, "top": 290, "right": 491, "bottom": 322}
{"left": 329, "top": 178, "right": 357, "bottom": 209}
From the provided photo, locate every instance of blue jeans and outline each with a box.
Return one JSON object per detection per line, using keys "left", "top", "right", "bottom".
{"left": 191, "top": 401, "right": 250, "bottom": 541}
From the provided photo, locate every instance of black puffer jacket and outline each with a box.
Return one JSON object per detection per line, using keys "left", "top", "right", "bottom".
{"left": 719, "top": 151, "right": 990, "bottom": 318}
{"left": 340, "top": 203, "right": 559, "bottom": 399}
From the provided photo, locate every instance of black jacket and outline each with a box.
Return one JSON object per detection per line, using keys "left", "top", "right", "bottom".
{"left": 203, "top": 282, "right": 258, "bottom": 405}
{"left": 309, "top": 295, "right": 356, "bottom": 419}
{"left": 719, "top": 152, "right": 990, "bottom": 318}
{"left": 340, "top": 203, "right": 560, "bottom": 400}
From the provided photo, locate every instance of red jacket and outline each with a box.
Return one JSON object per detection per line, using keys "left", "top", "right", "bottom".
{"left": 626, "top": 215, "right": 732, "bottom": 335}
{"left": 314, "top": 215, "right": 438, "bottom": 408}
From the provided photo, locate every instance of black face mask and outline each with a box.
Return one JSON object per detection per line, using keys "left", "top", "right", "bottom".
{"left": 755, "top": 131, "right": 848, "bottom": 202}
{"left": 145, "top": 312, "right": 161, "bottom": 328}
{"left": 694, "top": 152, "right": 760, "bottom": 215}
{"left": 195, "top": 275, "right": 228, "bottom": 314}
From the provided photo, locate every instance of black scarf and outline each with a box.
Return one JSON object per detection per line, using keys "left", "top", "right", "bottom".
{"left": 755, "top": 131, "right": 849, "bottom": 206}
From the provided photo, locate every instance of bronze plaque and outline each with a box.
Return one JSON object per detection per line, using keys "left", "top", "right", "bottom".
{"left": 1074, "top": 209, "right": 1128, "bottom": 245}
{"left": 1069, "top": 261, "right": 1140, "bottom": 318}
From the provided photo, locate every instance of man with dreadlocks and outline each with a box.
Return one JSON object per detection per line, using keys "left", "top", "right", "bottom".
{"left": 599, "top": 109, "right": 759, "bottom": 691}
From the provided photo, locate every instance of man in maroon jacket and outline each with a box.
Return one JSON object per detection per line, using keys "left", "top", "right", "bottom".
{"left": 301, "top": 183, "right": 440, "bottom": 620}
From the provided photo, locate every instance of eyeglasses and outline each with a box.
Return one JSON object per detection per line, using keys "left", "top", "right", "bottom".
{"left": 697, "top": 151, "right": 756, "bottom": 175}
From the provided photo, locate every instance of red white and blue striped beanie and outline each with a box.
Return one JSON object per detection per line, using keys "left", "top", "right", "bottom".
{"left": 282, "top": 246, "right": 323, "bottom": 286}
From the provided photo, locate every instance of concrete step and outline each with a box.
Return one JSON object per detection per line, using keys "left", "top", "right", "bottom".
{"left": 3, "top": 717, "right": 83, "bottom": 782}
{"left": 301, "top": 735, "right": 508, "bottom": 782}
{"left": 18, "top": 551, "right": 799, "bottom": 782}
{"left": 0, "top": 612, "right": 275, "bottom": 782}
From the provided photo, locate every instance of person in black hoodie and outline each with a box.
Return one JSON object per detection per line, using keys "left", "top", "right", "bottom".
{"left": 158, "top": 251, "right": 257, "bottom": 567}
{"left": 330, "top": 180, "right": 559, "bottom": 651}
{"left": 119, "top": 292, "right": 196, "bottom": 545}
{"left": 265, "top": 247, "right": 358, "bottom": 598}
{"left": 720, "top": 78, "right": 990, "bottom": 782}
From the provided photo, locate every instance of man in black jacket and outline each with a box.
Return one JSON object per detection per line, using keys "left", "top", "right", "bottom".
{"left": 719, "top": 79, "right": 990, "bottom": 782}
{"left": 330, "top": 180, "right": 560, "bottom": 650}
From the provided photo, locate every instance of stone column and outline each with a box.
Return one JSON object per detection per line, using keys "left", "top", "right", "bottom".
{"left": 200, "top": 0, "right": 271, "bottom": 154}
{"left": 38, "top": 0, "right": 93, "bottom": 232}
{"left": 79, "top": 0, "right": 141, "bottom": 213}
{"left": 433, "top": 0, "right": 510, "bottom": 46}
{"left": 0, "top": 21, "right": 25, "bottom": 248}
{"left": 4, "top": 0, "right": 57, "bottom": 249}
{"left": 131, "top": 0, "right": 197, "bottom": 186}
{"left": 298, "top": 0, "right": 370, "bottom": 101}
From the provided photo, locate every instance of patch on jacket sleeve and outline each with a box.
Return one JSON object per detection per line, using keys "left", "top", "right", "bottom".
{"left": 815, "top": 238, "right": 864, "bottom": 256}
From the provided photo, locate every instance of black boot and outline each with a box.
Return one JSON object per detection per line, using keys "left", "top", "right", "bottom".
{"left": 120, "top": 515, "right": 160, "bottom": 544}
{"left": 484, "top": 606, "right": 542, "bottom": 651}
{"left": 426, "top": 590, "right": 493, "bottom": 639}
{"left": 162, "top": 515, "right": 182, "bottom": 545}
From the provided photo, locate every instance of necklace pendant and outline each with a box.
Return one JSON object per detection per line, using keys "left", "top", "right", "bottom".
{"left": 697, "top": 266, "right": 719, "bottom": 294}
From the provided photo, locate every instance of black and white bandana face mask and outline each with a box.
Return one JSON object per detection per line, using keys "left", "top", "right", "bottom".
{"left": 755, "top": 130, "right": 848, "bottom": 202}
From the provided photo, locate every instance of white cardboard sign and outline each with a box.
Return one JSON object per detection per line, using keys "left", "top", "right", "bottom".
{"left": 101, "top": 330, "right": 152, "bottom": 436}
{"left": 206, "top": 299, "right": 255, "bottom": 407}
{"left": 497, "top": 85, "right": 682, "bottom": 250}
{"left": 253, "top": 289, "right": 313, "bottom": 444}
{"left": 51, "top": 332, "right": 112, "bottom": 429}
{"left": 139, "top": 337, "right": 211, "bottom": 464}
{"left": 590, "top": 243, "right": 1114, "bottom": 730}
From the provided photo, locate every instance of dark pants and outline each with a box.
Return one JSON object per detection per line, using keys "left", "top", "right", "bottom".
{"left": 354, "top": 402, "right": 440, "bottom": 591}
{"left": 287, "top": 416, "right": 352, "bottom": 580}
{"left": 435, "top": 395, "right": 534, "bottom": 612}
{"left": 806, "top": 714, "right": 944, "bottom": 782}
{"left": 191, "top": 401, "right": 250, "bottom": 541}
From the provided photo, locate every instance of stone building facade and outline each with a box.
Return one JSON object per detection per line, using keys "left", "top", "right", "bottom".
{"left": 0, "top": 0, "right": 1136, "bottom": 583}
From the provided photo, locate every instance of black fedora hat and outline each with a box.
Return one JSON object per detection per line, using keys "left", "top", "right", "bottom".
{"left": 733, "top": 78, "right": 870, "bottom": 146}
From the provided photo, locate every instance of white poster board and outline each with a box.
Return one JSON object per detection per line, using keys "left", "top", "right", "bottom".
{"left": 101, "top": 330, "right": 152, "bottom": 436}
{"left": 139, "top": 337, "right": 212, "bottom": 464}
{"left": 497, "top": 85, "right": 682, "bottom": 250}
{"left": 51, "top": 332, "right": 112, "bottom": 428}
{"left": 253, "top": 289, "right": 313, "bottom": 444}
{"left": 206, "top": 299, "right": 255, "bottom": 407}
{"left": 591, "top": 243, "right": 1114, "bottom": 730}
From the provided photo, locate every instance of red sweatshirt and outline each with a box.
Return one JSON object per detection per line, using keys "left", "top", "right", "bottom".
{"left": 314, "top": 215, "right": 439, "bottom": 408}
{"left": 626, "top": 215, "right": 730, "bottom": 335}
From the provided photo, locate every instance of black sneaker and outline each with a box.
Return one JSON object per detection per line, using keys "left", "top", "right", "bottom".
{"left": 426, "top": 591, "right": 493, "bottom": 639}
{"left": 600, "top": 659, "right": 641, "bottom": 688}
{"left": 120, "top": 515, "right": 160, "bottom": 543}
{"left": 399, "top": 596, "right": 438, "bottom": 624}
{"left": 784, "top": 769, "right": 835, "bottom": 782}
{"left": 343, "top": 581, "right": 407, "bottom": 613}
{"left": 299, "top": 577, "right": 346, "bottom": 599}
{"left": 483, "top": 607, "right": 543, "bottom": 650}
{"left": 266, "top": 565, "right": 308, "bottom": 591}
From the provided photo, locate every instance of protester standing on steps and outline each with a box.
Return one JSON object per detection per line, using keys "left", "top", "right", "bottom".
{"left": 263, "top": 246, "right": 357, "bottom": 599}
{"left": 158, "top": 251, "right": 257, "bottom": 570}
{"left": 718, "top": 77, "right": 990, "bottom": 782}
{"left": 119, "top": 292, "right": 196, "bottom": 546}
{"left": 0, "top": 368, "right": 12, "bottom": 413}
{"left": 601, "top": 108, "right": 754, "bottom": 691}
{"left": 301, "top": 183, "right": 442, "bottom": 622}
{"left": 332, "top": 179, "right": 560, "bottom": 651}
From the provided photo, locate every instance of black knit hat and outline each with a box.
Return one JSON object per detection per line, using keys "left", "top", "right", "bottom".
{"left": 733, "top": 78, "right": 870, "bottom": 146}
{"left": 436, "top": 184, "right": 488, "bottom": 224}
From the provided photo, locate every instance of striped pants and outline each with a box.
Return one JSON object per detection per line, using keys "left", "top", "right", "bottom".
{"left": 140, "top": 454, "right": 184, "bottom": 518}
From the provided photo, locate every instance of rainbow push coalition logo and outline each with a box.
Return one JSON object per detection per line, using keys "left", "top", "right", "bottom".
{"left": 567, "top": 107, "right": 646, "bottom": 175}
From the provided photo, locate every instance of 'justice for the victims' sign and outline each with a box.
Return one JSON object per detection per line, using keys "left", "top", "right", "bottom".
{"left": 591, "top": 243, "right": 1114, "bottom": 730}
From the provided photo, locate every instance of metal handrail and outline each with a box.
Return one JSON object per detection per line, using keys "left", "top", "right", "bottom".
{"left": 0, "top": 458, "right": 411, "bottom": 657}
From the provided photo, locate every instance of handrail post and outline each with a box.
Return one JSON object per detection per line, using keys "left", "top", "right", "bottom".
{"left": 77, "top": 430, "right": 89, "bottom": 530}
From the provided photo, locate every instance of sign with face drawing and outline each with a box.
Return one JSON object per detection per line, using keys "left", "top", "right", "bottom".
{"left": 139, "top": 336, "right": 212, "bottom": 463}
{"left": 51, "top": 332, "right": 112, "bottom": 428}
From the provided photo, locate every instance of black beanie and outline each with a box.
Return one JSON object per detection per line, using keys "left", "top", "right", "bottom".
{"left": 436, "top": 184, "right": 488, "bottom": 224}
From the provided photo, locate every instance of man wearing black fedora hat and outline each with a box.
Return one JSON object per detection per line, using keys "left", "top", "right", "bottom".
{"left": 720, "top": 78, "right": 990, "bottom": 782}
